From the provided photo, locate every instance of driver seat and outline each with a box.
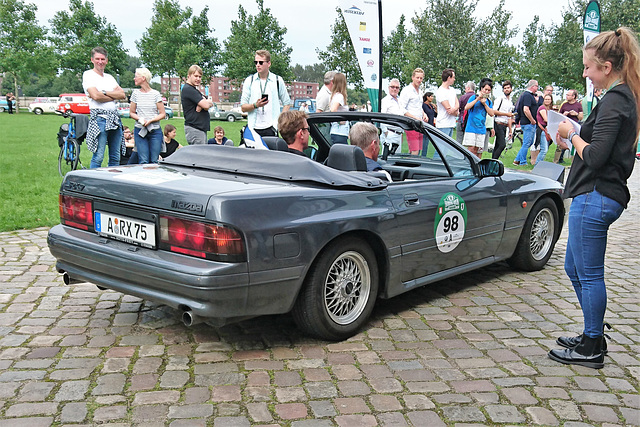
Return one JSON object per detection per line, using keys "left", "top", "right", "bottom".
{"left": 326, "top": 144, "right": 367, "bottom": 172}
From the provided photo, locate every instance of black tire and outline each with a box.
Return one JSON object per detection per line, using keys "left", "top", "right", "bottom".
{"left": 34, "top": 108, "right": 43, "bottom": 115}
{"left": 227, "top": 115, "right": 236, "bottom": 122}
{"left": 292, "top": 237, "right": 378, "bottom": 341}
{"left": 507, "top": 197, "right": 559, "bottom": 271}
{"left": 59, "top": 139, "right": 80, "bottom": 177}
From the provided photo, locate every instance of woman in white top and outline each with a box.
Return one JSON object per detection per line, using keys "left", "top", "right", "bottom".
{"left": 129, "top": 67, "right": 165, "bottom": 164}
{"left": 329, "top": 73, "right": 350, "bottom": 144}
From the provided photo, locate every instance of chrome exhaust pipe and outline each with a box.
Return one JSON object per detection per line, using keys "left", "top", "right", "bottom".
{"left": 62, "top": 272, "right": 81, "bottom": 285}
{"left": 182, "top": 310, "right": 204, "bottom": 327}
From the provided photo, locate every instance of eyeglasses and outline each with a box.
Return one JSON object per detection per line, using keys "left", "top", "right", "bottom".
{"left": 254, "top": 60, "right": 267, "bottom": 65}
{"left": 389, "top": 85, "right": 400, "bottom": 89}
{"left": 300, "top": 127, "right": 310, "bottom": 132}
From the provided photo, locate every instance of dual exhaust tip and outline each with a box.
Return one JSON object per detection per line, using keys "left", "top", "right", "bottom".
{"left": 61, "top": 271, "right": 204, "bottom": 327}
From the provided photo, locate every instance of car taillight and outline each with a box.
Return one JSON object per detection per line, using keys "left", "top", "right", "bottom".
{"left": 59, "top": 194, "right": 93, "bottom": 231}
{"left": 159, "top": 215, "right": 246, "bottom": 262}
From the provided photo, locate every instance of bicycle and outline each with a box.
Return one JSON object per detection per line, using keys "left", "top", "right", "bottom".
{"left": 56, "top": 111, "right": 89, "bottom": 176}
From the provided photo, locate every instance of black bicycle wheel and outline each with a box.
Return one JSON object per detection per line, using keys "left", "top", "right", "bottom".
{"left": 59, "top": 140, "right": 79, "bottom": 177}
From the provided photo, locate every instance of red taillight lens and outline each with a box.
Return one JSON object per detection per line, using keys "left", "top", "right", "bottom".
{"left": 160, "top": 215, "right": 245, "bottom": 261}
{"left": 59, "top": 194, "right": 93, "bottom": 231}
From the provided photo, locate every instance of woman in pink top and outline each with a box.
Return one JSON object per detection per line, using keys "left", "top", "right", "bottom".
{"left": 532, "top": 94, "right": 553, "bottom": 164}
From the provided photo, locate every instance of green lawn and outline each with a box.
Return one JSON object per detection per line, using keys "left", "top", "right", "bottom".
{"left": 0, "top": 113, "right": 547, "bottom": 232}
{"left": 0, "top": 113, "right": 244, "bottom": 232}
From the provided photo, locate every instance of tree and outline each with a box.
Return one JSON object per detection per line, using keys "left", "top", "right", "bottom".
{"left": 139, "top": 0, "right": 221, "bottom": 81}
{"left": 539, "top": 0, "right": 640, "bottom": 93}
{"left": 517, "top": 16, "right": 548, "bottom": 87}
{"left": 573, "top": 0, "right": 640, "bottom": 33}
{"left": 228, "top": 90, "right": 241, "bottom": 103}
{"left": 0, "top": 0, "right": 56, "bottom": 111}
{"left": 541, "top": 6, "right": 585, "bottom": 92}
{"left": 139, "top": 0, "right": 221, "bottom": 114}
{"left": 223, "top": 0, "right": 293, "bottom": 82}
{"left": 119, "top": 55, "right": 142, "bottom": 89}
{"left": 410, "top": 0, "right": 518, "bottom": 89}
{"left": 383, "top": 15, "right": 413, "bottom": 85}
{"left": 49, "top": 0, "right": 127, "bottom": 77}
{"left": 316, "top": 8, "right": 363, "bottom": 89}
{"left": 292, "top": 63, "right": 326, "bottom": 85}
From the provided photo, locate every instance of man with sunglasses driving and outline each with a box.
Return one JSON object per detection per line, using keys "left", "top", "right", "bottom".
{"left": 241, "top": 50, "right": 292, "bottom": 138}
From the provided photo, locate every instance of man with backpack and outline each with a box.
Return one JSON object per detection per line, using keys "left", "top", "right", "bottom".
{"left": 240, "top": 49, "right": 291, "bottom": 138}
{"left": 456, "top": 81, "right": 476, "bottom": 143}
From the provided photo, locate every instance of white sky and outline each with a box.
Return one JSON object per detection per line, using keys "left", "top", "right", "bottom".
{"left": 32, "top": 0, "right": 573, "bottom": 66}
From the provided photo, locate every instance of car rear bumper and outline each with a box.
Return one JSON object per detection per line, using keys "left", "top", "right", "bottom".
{"left": 48, "top": 224, "right": 304, "bottom": 320}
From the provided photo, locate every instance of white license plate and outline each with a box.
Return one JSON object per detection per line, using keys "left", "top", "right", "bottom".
{"left": 94, "top": 211, "right": 156, "bottom": 248}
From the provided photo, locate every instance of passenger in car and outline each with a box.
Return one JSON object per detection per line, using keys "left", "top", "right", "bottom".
{"left": 349, "top": 122, "right": 392, "bottom": 181}
{"left": 277, "top": 110, "right": 310, "bottom": 156}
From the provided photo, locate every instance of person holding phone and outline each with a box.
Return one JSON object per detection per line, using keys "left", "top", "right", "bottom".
{"left": 241, "top": 49, "right": 292, "bottom": 138}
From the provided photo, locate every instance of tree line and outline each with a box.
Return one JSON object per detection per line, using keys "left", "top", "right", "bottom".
{"left": 2, "top": 0, "right": 639, "bottom": 102}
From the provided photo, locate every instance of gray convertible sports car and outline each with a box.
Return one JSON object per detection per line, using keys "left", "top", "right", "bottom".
{"left": 48, "top": 112, "right": 568, "bottom": 340}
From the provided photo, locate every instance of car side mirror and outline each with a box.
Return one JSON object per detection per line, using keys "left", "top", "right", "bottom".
{"left": 478, "top": 159, "right": 504, "bottom": 178}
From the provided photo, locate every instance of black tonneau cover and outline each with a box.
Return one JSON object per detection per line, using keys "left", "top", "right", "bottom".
{"left": 162, "top": 144, "right": 387, "bottom": 190}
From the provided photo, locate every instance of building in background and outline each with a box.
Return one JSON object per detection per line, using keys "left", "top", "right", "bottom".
{"left": 161, "top": 76, "right": 318, "bottom": 105}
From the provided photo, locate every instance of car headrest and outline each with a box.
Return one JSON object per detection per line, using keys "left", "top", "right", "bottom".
{"left": 326, "top": 144, "right": 367, "bottom": 172}
{"left": 262, "top": 136, "right": 289, "bottom": 151}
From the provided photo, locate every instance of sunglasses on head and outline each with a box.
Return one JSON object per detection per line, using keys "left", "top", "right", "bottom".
{"left": 254, "top": 60, "right": 266, "bottom": 65}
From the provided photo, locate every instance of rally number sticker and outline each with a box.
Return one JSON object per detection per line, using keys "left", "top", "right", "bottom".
{"left": 435, "top": 193, "right": 467, "bottom": 253}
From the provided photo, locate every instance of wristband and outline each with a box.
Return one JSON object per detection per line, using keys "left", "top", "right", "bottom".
{"left": 253, "top": 102, "right": 257, "bottom": 109}
{"left": 567, "top": 131, "right": 577, "bottom": 143}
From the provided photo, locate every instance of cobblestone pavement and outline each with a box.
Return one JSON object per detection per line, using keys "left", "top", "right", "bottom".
{"left": 1, "top": 167, "right": 638, "bottom": 427}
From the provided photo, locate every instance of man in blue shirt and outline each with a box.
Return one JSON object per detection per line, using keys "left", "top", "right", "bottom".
{"left": 462, "top": 78, "right": 495, "bottom": 159}
{"left": 513, "top": 80, "right": 540, "bottom": 165}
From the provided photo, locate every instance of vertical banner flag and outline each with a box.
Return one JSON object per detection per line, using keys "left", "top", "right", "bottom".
{"left": 583, "top": 1, "right": 601, "bottom": 117}
{"left": 339, "top": 0, "right": 383, "bottom": 112}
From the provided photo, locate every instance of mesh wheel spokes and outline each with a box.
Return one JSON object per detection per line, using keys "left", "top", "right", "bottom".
{"left": 324, "top": 251, "right": 371, "bottom": 325}
{"left": 530, "top": 207, "right": 554, "bottom": 261}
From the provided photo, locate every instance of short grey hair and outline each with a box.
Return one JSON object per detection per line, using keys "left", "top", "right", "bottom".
{"left": 349, "top": 122, "right": 379, "bottom": 151}
{"left": 324, "top": 71, "right": 337, "bottom": 85}
{"left": 135, "top": 67, "right": 152, "bottom": 84}
{"left": 527, "top": 79, "right": 539, "bottom": 89}
{"left": 389, "top": 78, "right": 400, "bottom": 88}
{"left": 465, "top": 81, "right": 476, "bottom": 91}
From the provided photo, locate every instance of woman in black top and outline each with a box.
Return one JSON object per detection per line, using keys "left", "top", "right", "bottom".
{"left": 549, "top": 27, "right": 640, "bottom": 369}
{"left": 160, "top": 124, "right": 181, "bottom": 159}
{"left": 422, "top": 92, "right": 436, "bottom": 126}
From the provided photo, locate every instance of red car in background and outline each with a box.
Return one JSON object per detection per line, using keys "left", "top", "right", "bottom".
{"left": 57, "top": 93, "right": 90, "bottom": 114}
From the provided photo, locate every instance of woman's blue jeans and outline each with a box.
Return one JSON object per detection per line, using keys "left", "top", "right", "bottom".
{"left": 134, "top": 127, "right": 163, "bottom": 164}
{"left": 565, "top": 190, "right": 623, "bottom": 338}
{"left": 90, "top": 117, "right": 122, "bottom": 168}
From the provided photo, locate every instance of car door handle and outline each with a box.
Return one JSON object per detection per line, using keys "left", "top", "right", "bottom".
{"left": 404, "top": 193, "right": 419, "bottom": 206}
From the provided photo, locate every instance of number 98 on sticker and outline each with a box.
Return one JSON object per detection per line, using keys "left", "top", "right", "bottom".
{"left": 434, "top": 193, "right": 467, "bottom": 253}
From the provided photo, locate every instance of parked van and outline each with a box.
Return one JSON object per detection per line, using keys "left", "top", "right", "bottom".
{"left": 57, "top": 93, "right": 90, "bottom": 114}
